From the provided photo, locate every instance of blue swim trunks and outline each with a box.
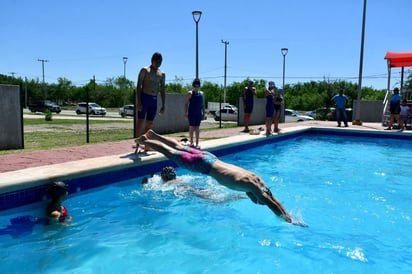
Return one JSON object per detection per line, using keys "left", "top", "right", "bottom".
{"left": 138, "top": 93, "right": 158, "bottom": 121}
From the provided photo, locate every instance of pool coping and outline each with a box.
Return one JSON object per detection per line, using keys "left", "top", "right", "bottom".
{"left": 1, "top": 124, "right": 411, "bottom": 210}
{"left": 0, "top": 125, "right": 308, "bottom": 194}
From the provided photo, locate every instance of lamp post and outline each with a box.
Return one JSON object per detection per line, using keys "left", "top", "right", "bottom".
{"left": 192, "top": 10, "right": 202, "bottom": 79}
{"left": 280, "top": 48, "right": 288, "bottom": 123}
{"left": 221, "top": 40, "right": 229, "bottom": 104}
{"left": 122, "top": 56, "right": 128, "bottom": 106}
{"left": 281, "top": 48, "right": 288, "bottom": 90}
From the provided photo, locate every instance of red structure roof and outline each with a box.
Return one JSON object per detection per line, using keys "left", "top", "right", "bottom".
{"left": 384, "top": 51, "right": 412, "bottom": 68}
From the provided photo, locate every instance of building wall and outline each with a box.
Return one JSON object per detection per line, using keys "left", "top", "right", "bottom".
{"left": 0, "top": 85, "right": 24, "bottom": 149}
{"left": 352, "top": 100, "right": 384, "bottom": 122}
{"left": 150, "top": 93, "right": 191, "bottom": 134}
{"left": 150, "top": 95, "right": 268, "bottom": 134}
{"left": 238, "top": 97, "right": 266, "bottom": 126}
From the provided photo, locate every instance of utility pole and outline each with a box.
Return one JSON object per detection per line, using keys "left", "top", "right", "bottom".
{"left": 354, "top": 0, "right": 367, "bottom": 126}
{"left": 123, "top": 57, "right": 128, "bottom": 106}
{"left": 221, "top": 40, "right": 229, "bottom": 104}
{"left": 37, "top": 59, "right": 49, "bottom": 100}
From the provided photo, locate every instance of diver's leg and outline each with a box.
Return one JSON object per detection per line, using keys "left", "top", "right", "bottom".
{"left": 145, "top": 130, "right": 185, "bottom": 150}
{"left": 138, "top": 135, "right": 177, "bottom": 159}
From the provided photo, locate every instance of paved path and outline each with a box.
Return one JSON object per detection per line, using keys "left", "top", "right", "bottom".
{"left": 0, "top": 123, "right": 257, "bottom": 173}
{"left": 0, "top": 121, "right": 396, "bottom": 173}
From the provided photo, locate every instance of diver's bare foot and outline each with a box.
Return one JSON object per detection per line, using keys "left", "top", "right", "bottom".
{"left": 145, "top": 129, "right": 155, "bottom": 139}
{"left": 137, "top": 134, "right": 148, "bottom": 145}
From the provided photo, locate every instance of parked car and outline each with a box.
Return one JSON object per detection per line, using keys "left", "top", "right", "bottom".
{"left": 119, "top": 105, "right": 134, "bottom": 117}
{"left": 214, "top": 108, "right": 238, "bottom": 121}
{"left": 305, "top": 107, "right": 352, "bottom": 121}
{"left": 305, "top": 108, "right": 335, "bottom": 120}
{"left": 28, "top": 100, "right": 61, "bottom": 113}
{"left": 328, "top": 108, "right": 353, "bottom": 121}
{"left": 285, "top": 109, "right": 314, "bottom": 122}
{"left": 222, "top": 104, "right": 238, "bottom": 112}
{"left": 208, "top": 103, "right": 238, "bottom": 115}
{"left": 75, "top": 102, "right": 106, "bottom": 115}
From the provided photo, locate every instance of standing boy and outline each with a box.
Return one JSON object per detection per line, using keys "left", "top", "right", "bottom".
{"left": 135, "top": 52, "right": 166, "bottom": 138}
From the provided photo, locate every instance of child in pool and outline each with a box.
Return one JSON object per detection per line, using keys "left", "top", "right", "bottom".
{"left": 142, "top": 166, "right": 246, "bottom": 203}
{"left": 46, "top": 181, "right": 72, "bottom": 224}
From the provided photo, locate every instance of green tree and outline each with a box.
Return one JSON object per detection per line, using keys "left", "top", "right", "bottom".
{"left": 405, "top": 69, "right": 412, "bottom": 90}
{"left": 201, "top": 81, "right": 222, "bottom": 105}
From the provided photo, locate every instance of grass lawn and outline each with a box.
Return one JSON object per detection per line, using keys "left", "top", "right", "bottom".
{"left": 1, "top": 118, "right": 134, "bottom": 155}
{"left": 1, "top": 117, "right": 237, "bottom": 155}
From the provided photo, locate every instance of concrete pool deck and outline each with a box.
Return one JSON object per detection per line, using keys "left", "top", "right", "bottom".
{"left": 0, "top": 120, "right": 409, "bottom": 193}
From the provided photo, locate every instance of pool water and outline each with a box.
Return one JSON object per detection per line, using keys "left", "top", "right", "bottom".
{"left": 1, "top": 135, "right": 411, "bottom": 273}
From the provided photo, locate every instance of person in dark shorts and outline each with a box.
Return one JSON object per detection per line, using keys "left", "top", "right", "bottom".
{"left": 398, "top": 99, "right": 410, "bottom": 131}
{"left": 184, "top": 78, "right": 204, "bottom": 148}
{"left": 135, "top": 52, "right": 166, "bottom": 138}
{"left": 331, "top": 88, "right": 349, "bottom": 127}
{"left": 138, "top": 130, "right": 307, "bottom": 226}
{"left": 265, "top": 81, "right": 277, "bottom": 135}
{"left": 272, "top": 82, "right": 283, "bottom": 133}
{"left": 242, "top": 80, "right": 256, "bottom": 132}
{"left": 385, "top": 87, "right": 402, "bottom": 130}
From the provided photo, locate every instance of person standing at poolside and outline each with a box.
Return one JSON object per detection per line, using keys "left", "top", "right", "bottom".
{"left": 385, "top": 87, "right": 402, "bottom": 130}
{"left": 135, "top": 52, "right": 166, "bottom": 138}
{"left": 242, "top": 80, "right": 257, "bottom": 133}
{"left": 331, "top": 88, "right": 349, "bottom": 127}
{"left": 265, "top": 82, "right": 275, "bottom": 135}
{"left": 398, "top": 99, "right": 410, "bottom": 132}
{"left": 184, "top": 78, "right": 204, "bottom": 148}
{"left": 138, "top": 129, "right": 307, "bottom": 227}
{"left": 272, "top": 81, "right": 283, "bottom": 133}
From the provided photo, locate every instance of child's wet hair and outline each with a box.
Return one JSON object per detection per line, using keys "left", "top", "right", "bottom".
{"left": 47, "top": 181, "right": 68, "bottom": 200}
{"left": 161, "top": 166, "right": 177, "bottom": 182}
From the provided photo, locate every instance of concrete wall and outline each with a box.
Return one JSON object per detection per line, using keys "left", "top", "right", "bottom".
{"left": 149, "top": 94, "right": 269, "bottom": 133}
{"left": 352, "top": 100, "right": 383, "bottom": 122}
{"left": 150, "top": 93, "right": 190, "bottom": 134}
{"left": 238, "top": 97, "right": 267, "bottom": 126}
{"left": 0, "top": 85, "right": 24, "bottom": 149}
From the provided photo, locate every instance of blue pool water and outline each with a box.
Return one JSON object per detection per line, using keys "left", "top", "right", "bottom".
{"left": 1, "top": 134, "right": 411, "bottom": 273}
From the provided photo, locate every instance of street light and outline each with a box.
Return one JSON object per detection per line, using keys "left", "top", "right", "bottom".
{"left": 221, "top": 40, "right": 229, "bottom": 104}
{"left": 281, "top": 48, "right": 288, "bottom": 90}
{"left": 192, "top": 10, "right": 202, "bottom": 79}
{"left": 122, "top": 56, "right": 128, "bottom": 106}
{"left": 280, "top": 48, "right": 288, "bottom": 123}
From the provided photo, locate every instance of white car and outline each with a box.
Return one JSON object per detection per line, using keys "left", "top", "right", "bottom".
{"left": 119, "top": 105, "right": 134, "bottom": 117}
{"left": 75, "top": 102, "right": 106, "bottom": 115}
{"left": 222, "top": 104, "right": 238, "bottom": 112}
{"left": 285, "top": 109, "right": 314, "bottom": 122}
{"left": 214, "top": 108, "right": 238, "bottom": 121}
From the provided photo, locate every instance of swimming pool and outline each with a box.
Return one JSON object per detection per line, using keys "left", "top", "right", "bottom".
{"left": 1, "top": 130, "right": 411, "bottom": 273}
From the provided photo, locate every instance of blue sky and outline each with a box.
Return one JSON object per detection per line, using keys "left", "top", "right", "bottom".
{"left": 1, "top": 0, "right": 411, "bottom": 89}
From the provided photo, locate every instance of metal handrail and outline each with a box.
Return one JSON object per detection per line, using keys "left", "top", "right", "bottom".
{"left": 381, "top": 89, "right": 391, "bottom": 125}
